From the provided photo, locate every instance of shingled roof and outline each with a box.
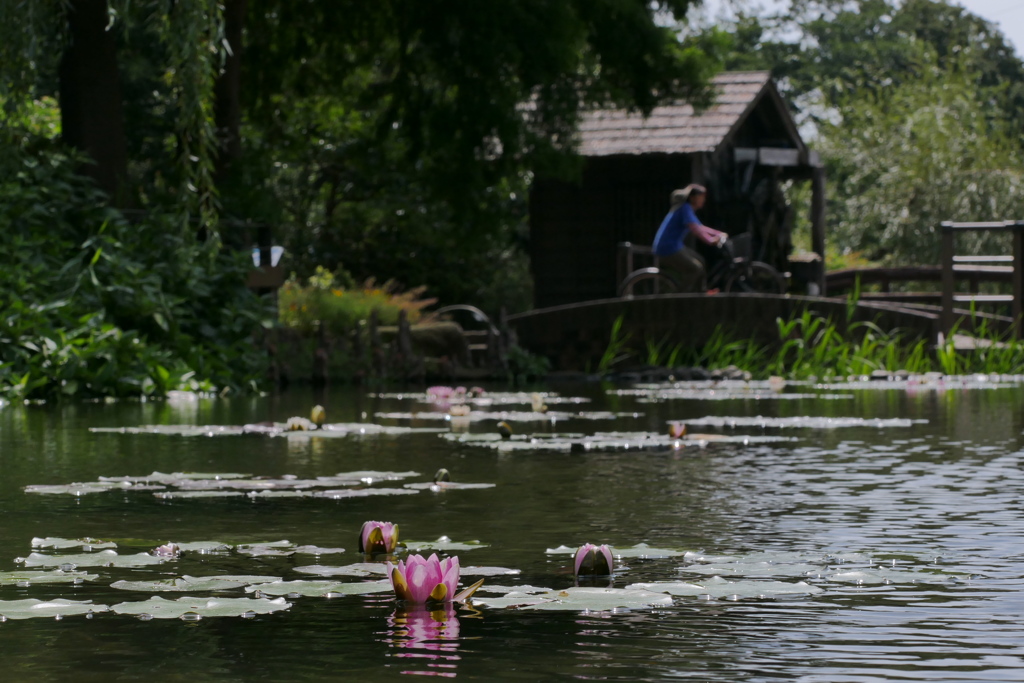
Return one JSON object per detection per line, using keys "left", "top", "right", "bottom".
{"left": 577, "top": 71, "right": 778, "bottom": 156}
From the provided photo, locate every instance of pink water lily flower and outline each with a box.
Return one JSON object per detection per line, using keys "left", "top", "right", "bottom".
{"left": 574, "top": 543, "right": 614, "bottom": 576}
{"left": 359, "top": 521, "right": 399, "bottom": 554}
{"left": 387, "top": 553, "right": 460, "bottom": 603}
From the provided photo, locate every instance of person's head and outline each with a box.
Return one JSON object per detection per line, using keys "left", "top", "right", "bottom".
{"left": 669, "top": 184, "right": 707, "bottom": 210}
{"left": 685, "top": 184, "right": 707, "bottom": 209}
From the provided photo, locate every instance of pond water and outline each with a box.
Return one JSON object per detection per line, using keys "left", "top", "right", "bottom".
{"left": 2, "top": 380, "right": 1024, "bottom": 681}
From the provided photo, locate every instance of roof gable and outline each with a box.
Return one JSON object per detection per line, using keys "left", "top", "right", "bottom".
{"left": 576, "top": 71, "right": 803, "bottom": 157}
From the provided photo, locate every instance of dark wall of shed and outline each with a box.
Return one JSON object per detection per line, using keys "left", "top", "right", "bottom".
{"left": 530, "top": 154, "right": 696, "bottom": 309}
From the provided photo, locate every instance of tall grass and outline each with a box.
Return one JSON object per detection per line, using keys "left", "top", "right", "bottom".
{"left": 605, "top": 309, "right": 1024, "bottom": 378}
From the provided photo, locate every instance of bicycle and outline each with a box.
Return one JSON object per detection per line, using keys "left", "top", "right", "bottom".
{"left": 617, "top": 233, "right": 786, "bottom": 298}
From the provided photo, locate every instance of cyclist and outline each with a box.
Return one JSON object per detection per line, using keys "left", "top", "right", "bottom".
{"left": 652, "top": 184, "right": 728, "bottom": 293}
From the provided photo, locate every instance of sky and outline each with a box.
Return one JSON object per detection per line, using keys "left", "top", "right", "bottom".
{"left": 697, "top": 0, "right": 1024, "bottom": 55}
{"left": 957, "top": 0, "right": 1024, "bottom": 53}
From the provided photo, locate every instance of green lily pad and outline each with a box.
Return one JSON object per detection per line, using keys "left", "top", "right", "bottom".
{"left": 546, "top": 543, "right": 686, "bottom": 559}
{"left": 376, "top": 410, "right": 639, "bottom": 422}
{"left": 293, "top": 545, "right": 345, "bottom": 555}
{"left": 442, "top": 431, "right": 788, "bottom": 454}
{"left": 0, "top": 570, "right": 98, "bottom": 586}
{"left": 110, "top": 575, "right": 282, "bottom": 592}
{"left": 333, "top": 470, "right": 421, "bottom": 482}
{"left": 174, "top": 541, "right": 233, "bottom": 553}
{"left": 403, "top": 537, "right": 488, "bottom": 552}
{"left": 31, "top": 537, "right": 117, "bottom": 550}
{"left": 154, "top": 491, "right": 246, "bottom": 499}
{"left": 245, "top": 491, "right": 312, "bottom": 498}
{"left": 684, "top": 415, "right": 923, "bottom": 429}
{"left": 23, "top": 550, "right": 168, "bottom": 568}
{"left": 236, "top": 541, "right": 294, "bottom": 556}
{"left": 245, "top": 579, "right": 393, "bottom": 597}
{"left": 475, "top": 584, "right": 552, "bottom": 595}
{"left": 609, "top": 382, "right": 854, "bottom": 402}
{"left": 460, "top": 566, "right": 520, "bottom": 576}
{"left": 24, "top": 482, "right": 120, "bottom": 496}
{"left": 312, "top": 488, "right": 419, "bottom": 499}
{"left": 472, "top": 587, "right": 673, "bottom": 611}
{"left": 0, "top": 599, "right": 108, "bottom": 620}
{"left": 628, "top": 576, "right": 824, "bottom": 599}
{"left": 679, "top": 562, "right": 825, "bottom": 577}
{"left": 100, "top": 472, "right": 250, "bottom": 483}
{"left": 111, "top": 596, "right": 291, "bottom": 619}
{"left": 294, "top": 563, "right": 387, "bottom": 577}
{"left": 401, "top": 481, "right": 497, "bottom": 491}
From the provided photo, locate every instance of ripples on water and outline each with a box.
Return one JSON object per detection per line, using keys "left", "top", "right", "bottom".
{"left": 1, "top": 384, "right": 1024, "bottom": 680}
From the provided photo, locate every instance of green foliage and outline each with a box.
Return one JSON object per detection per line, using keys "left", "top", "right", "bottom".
{"left": 506, "top": 345, "right": 551, "bottom": 385}
{"left": 278, "top": 267, "right": 437, "bottom": 337}
{"left": 598, "top": 315, "right": 633, "bottom": 373}
{"left": 0, "top": 134, "right": 270, "bottom": 400}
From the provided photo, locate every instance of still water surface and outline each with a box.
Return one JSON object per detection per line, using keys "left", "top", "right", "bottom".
{"left": 1, "top": 382, "right": 1024, "bottom": 681}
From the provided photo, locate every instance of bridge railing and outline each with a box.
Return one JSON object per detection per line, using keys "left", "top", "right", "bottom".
{"left": 941, "top": 220, "right": 1024, "bottom": 335}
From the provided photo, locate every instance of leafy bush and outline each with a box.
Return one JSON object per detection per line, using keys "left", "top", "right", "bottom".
{"left": 278, "top": 266, "right": 437, "bottom": 336}
{"left": 0, "top": 131, "right": 272, "bottom": 400}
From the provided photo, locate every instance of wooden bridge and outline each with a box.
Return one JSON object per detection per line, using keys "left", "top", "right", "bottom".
{"left": 509, "top": 221, "right": 1024, "bottom": 370}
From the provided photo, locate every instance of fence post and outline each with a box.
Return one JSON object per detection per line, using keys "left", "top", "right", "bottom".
{"left": 940, "top": 222, "right": 954, "bottom": 335}
{"left": 1014, "top": 223, "right": 1024, "bottom": 337}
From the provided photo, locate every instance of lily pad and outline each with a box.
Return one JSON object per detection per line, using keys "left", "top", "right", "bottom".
{"left": 245, "top": 579, "right": 393, "bottom": 597}
{"left": 475, "top": 584, "right": 552, "bottom": 595}
{"left": 376, "top": 410, "right": 640, "bottom": 423}
{"left": 442, "top": 431, "right": 787, "bottom": 454}
{"left": 100, "top": 472, "right": 250, "bottom": 483}
{"left": 472, "top": 587, "right": 673, "bottom": 611}
{"left": 628, "top": 576, "right": 823, "bottom": 599}
{"left": 0, "top": 599, "right": 108, "bottom": 620}
{"left": 111, "top": 596, "right": 291, "bottom": 619}
{"left": 683, "top": 415, "right": 924, "bottom": 429}
{"left": 403, "top": 481, "right": 496, "bottom": 491}
{"left": 154, "top": 491, "right": 246, "bottom": 499}
{"left": 403, "top": 537, "right": 488, "bottom": 552}
{"left": 294, "top": 563, "right": 386, "bottom": 578}
{"left": 679, "top": 562, "right": 825, "bottom": 577}
{"left": 460, "top": 566, "right": 520, "bottom": 576}
{"left": 110, "top": 575, "right": 282, "bottom": 592}
{"left": 546, "top": 543, "right": 686, "bottom": 559}
{"left": 23, "top": 550, "right": 168, "bottom": 568}
{"left": 0, "top": 570, "right": 98, "bottom": 586}
{"left": 332, "top": 470, "right": 421, "bottom": 482}
{"left": 236, "top": 541, "right": 294, "bottom": 557}
{"left": 31, "top": 537, "right": 117, "bottom": 550}
{"left": 246, "top": 491, "right": 313, "bottom": 499}
{"left": 24, "top": 482, "right": 120, "bottom": 496}
{"left": 312, "top": 488, "right": 418, "bottom": 500}
{"left": 174, "top": 541, "right": 233, "bottom": 553}
{"left": 293, "top": 545, "right": 346, "bottom": 555}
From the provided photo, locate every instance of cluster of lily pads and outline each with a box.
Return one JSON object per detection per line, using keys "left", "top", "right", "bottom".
{"left": 24, "top": 469, "right": 494, "bottom": 499}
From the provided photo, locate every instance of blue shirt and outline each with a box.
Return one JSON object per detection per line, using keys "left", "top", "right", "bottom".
{"left": 652, "top": 203, "right": 699, "bottom": 256}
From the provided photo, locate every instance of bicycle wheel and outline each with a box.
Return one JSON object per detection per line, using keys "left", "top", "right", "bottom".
{"left": 724, "top": 261, "right": 786, "bottom": 294}
{"left": 617, "top": 267, "right": 681, "bottom": 298}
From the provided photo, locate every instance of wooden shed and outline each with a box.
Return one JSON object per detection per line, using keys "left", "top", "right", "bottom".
{"left": 528, "top": 71, "right": 826, "bottom": 308}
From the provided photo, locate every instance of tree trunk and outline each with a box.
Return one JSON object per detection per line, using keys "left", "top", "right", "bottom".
{"left": 59, "top": 0, "right": 128, "bottom": 202}
{"left": 214, "top": 0, "right": 247, "bottom": 180}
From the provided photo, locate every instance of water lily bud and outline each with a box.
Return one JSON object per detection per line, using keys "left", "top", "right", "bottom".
{"left": 311, "top": 405, "right": 326, "bottom": 427}
{"left": 668, "top": 422, "right": 687, "bottom": 439}
{"left": 530, "top": 392, "right": 548, "bottom": 413}
{"left": 497, "top": 421, "right": 513, "bottom": 439}
{"left": 152, "top": 543, "right": 180, "bottom": 557}
{"left": 574, "top": 543, "right": 614, "bottom": 576}
{"left": 434, "top": 468, "right": 451, "bottom": 483}
{"left": 386, "top": 553, "right": 460, "bottom": 604}
{"left": 359, "top": 521, "right": 399, "bottom": 554}
{"left": 449, "top": 404, "right": 471, "bottom": 417}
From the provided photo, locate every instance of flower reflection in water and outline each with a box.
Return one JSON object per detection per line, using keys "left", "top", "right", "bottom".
{"left": 384, "top": 606, "right": 461, "bottom": 678}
